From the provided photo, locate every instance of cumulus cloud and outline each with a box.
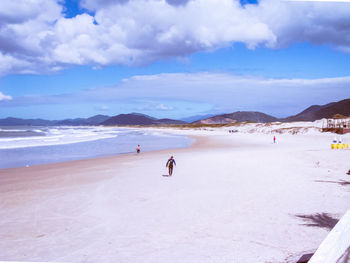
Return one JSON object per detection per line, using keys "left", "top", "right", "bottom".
{"left": 257, "top": 0, "right": 350, "bottom": 48}
{"left": 0, "top": 0, "right": 61, "bottom": 25}
{"left": 80, "top": 0, "right": 130, "bottom": 10}
{"left": 0, "top": 0, "right": 275, "bottom": 75}
{"left": 0, "top": 0, "right": 63, "bottom": 75}
{"left": 0, "top": 0, "right": 349, "bottom": 76}
{"left": 0, "top": 91, "right": 12, "bottom": 101}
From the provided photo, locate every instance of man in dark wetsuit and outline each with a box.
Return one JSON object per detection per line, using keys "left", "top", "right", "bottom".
{"left": 166, "top": 156, "right": 176, "bottom": 176}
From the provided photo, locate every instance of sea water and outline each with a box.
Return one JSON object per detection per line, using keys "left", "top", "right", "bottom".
{"left": 0, "top": 126, "right": 193, "bottom": 169}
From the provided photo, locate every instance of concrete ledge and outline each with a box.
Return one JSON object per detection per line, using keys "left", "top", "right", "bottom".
{"left": 309, "top": 210, "right": 350, "bottom": 263}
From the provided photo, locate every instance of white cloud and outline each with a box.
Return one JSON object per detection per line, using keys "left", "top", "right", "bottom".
{"left": 0, "top": 0, "right": 276, "bottom": 75}
{"left": 257, "top": 0, "right": 350, "bottom": 48}
{"left": 0, "top": 91, "right": 12, "bottom": 101}
{"left": 0, "top": 0, "right": 63, "bottom": 75}
{"left": 156, "top": 103, "right": 174, "bottom": 110}
{"left": 137, "top": 102, "right": 175, "bottom": 111}
{"left": 4, "top": 72, "right": 349, "bottom": 117}
{"left": 81, "top": 0, "right": 129, "bottom": 10}
{"left": 0, "top": 0, "right": 61, "bottom": 24}
{"left": 95, "top": 105, "right": 110, "bottom": 111}
{"left": 0, "top": 0, "right": 350, "bottom": 76}
{"left": 97, "top": 73, "right": 350, "bottom": 116}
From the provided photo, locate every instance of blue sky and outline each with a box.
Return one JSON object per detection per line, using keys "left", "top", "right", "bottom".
{"left": 0, "top": 0, "right": 350, "bottom": 120}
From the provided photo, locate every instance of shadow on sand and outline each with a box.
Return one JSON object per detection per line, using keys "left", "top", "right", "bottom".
{"left": 162, "top": 174, "right": 171, "bottom": 177}
{"left": 314, "top": 180, "right": 350, "bottom": 187}
{"left": 336, "top": 246, "right": 350, "bottom": 263}
{"left": 295, "top": 213, "right": 339, "bottom": 230}
{"left": 294, "top": 213, "right": 348, "bottom": 262}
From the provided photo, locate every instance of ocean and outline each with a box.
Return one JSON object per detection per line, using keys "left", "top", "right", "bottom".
{"left": 0, "top": 126, "right": 193, "bottom": 169}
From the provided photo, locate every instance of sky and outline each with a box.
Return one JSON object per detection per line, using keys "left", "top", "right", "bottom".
{"left": 0, "top": 0, "right": 350, "bottom": 120}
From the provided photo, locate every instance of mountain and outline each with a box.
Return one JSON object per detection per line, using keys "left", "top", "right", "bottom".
{"left": 193, "top": 98, "right": 350, "bottom": 124}
{"left": 0, "top": 117, "right": 55, "bottom": 126}
{"left": 129, "top": 112, "right": 157, "bottom": 120}
{"left": 55, "top": 115, "right": 110, "bottom": 126}
{"left": 283, "top": 99, "right": 350, "bottom": 122}
{"left": 181, "top": 114, "right": 216, "bottom": 123}
{"left": 193, "top": 111, "right": 278, "bottom": 124}
{"left": 156, "top": 118, "right": 187, "bottom": 125}
{"left": 85, "top": 114, "right": 110, "bottom": 124}
{"left": 0, "top": 114, "right": 185, "bottom": 126}
{"left": 0, "top": 115, "right": 110, "bottom": 126}
{"left": 102, "top": 113, "right": 187, "bottom": 125}
{"left": 55, "top": 118, "right": 87, "bottom": 126}
{"left": 1, "top": 98, "right": 349, "bottom": 126}
{"left": 102, "top": 114, "right": 156, "bottom": 125}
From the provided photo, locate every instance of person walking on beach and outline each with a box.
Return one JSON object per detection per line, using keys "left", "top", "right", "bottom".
{"left": 273, "top": 136, "right": 276, "bottom": 144}
{"left": 136, "top": 144, "right": 140, "bottom": 154}
{"left": 166, "top": 156, "right": 176, "bottom": 176}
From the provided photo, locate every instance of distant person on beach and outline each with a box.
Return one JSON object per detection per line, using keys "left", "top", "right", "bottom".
{"left": 136, "top": 145, "right": 140, "bottom": 154}
{"left": 166, "top": 156, "right": 176, "bottom": 176}
{"left": 273, "top": 136, "right": 276, "bottom": 143}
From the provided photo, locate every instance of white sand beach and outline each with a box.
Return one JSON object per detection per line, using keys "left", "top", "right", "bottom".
{"left": 1, "top": 125, "right": 350, "bottom": 263}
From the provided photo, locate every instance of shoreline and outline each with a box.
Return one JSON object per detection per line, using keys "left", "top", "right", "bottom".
{"left": 1, "top": 131, "right": 350, "bottom": 262}
{"left": 0, "top": 134, "right": 209, "bottom": 194}
{"left": 0, "top": 127, "right": 193, "bottom": 170}
{"left": 1, "top": 134, "right": 196, "bottom": 167}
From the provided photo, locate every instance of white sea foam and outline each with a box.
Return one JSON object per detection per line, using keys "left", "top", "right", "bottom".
{"left": 143, "top": 130, "right": 177, "bottom": 138}
{"left": 0, "top": 126, "right": 122, "bottom": 149}
{"left": 0, "top": 128, "right": 28, "bottom": 132}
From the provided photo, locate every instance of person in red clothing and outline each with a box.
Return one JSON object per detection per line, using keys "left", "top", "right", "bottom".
{"left": 136, "top": 144, "right": 140, "bottom": 154}
{"left": 166, "top": 156, "right": 176, "bottom": 176}
{"left": 273, "top": 136, "right": 276, "bottom": 143}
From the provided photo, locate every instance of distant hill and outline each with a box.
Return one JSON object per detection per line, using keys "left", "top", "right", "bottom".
{"left": 1, "top": 98, "right": 350, "bottom": 126}
{"left": 283, "top": 98, "right": 350, "bottom": 122}
{"left": 86, "top": 115, "right": 110, "bottom": 124}
{"left": 0, "top": 117, "right": 55, "bottom": 126}
{"left": 102, "top": 113, "right": 187, "bottom": 126}
{"left": 193, "top": 111, "right": 278, "bottom": 124}
{"left": 181, "top": 114, "right": 216, "bottom": 123}
{"left": 55, "top": 118, "right": 88, "bottom": 126}
{"left": 0, "top": 113, "right": 185, "bottom": 126}
{"left": 55, "top": 115, "right": 110, "bottom": 126}
{"left": 102, "top": 114, "right": 156, "bottom": 125}
{"left": 156, "top": 118, "right": 187, "bottom": 125}
{"left": 193, "top": 98, "right": 350, "bottom": 123}
{"left": 0, "top": 115, "right": 110, "bottom": 126}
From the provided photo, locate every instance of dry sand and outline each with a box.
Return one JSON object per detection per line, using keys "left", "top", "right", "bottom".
{"left": 0, "top": 130, "right": 350, "bottom": 262}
